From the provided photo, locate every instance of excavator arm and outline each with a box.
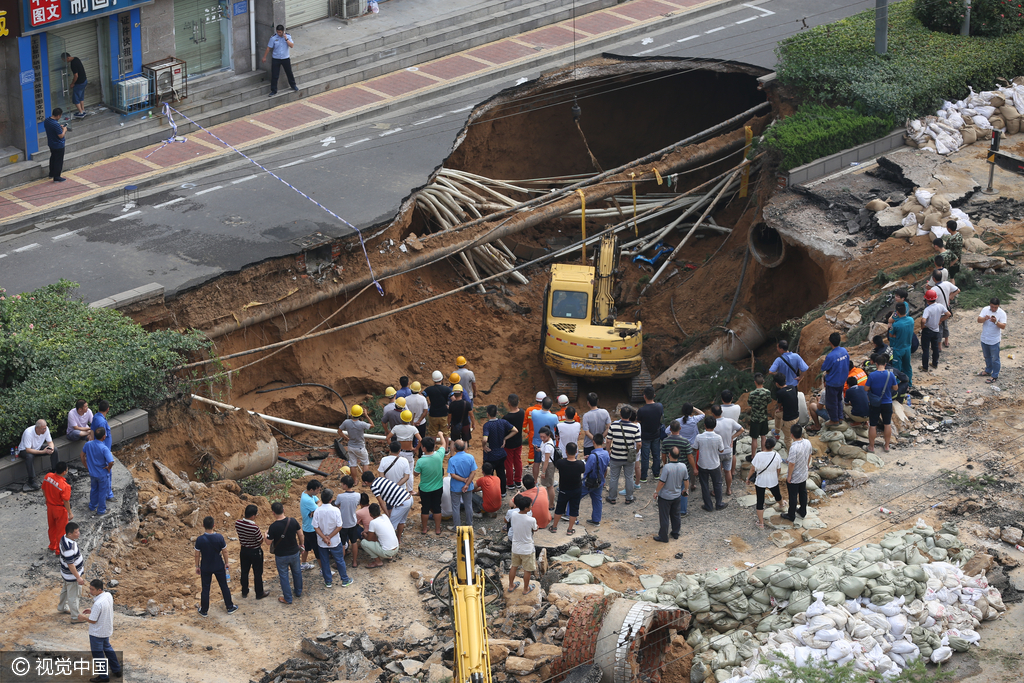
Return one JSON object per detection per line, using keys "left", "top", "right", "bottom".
{"left": 450, "top": 527, "right": 492, "bottom": 683}
{"left": 593, "top": 233, "right": 619, "bottom": 325}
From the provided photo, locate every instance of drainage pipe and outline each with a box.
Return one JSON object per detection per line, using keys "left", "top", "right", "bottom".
{"left": 190, "top": 394, "right": 387, "bottom": 440}
{"left": 652, "top": 308, "right": 767, "bottom": 388}
{"left": 200, "top": 127, "right": 757, "bottom": 341}
{"left": 278, "top": 458, "right": 329, "bottom": 476}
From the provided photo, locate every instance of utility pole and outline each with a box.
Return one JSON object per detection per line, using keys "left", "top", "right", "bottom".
{"left": 961, "top": 0, "right": 971, "bottom": 36}
{"left": 875, "top": 0, "right": 888, "bottom": 55}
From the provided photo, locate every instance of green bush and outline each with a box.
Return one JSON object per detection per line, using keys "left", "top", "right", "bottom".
{"left": 760, "top": 104, "right": 896, "bottom": 171}
{"left": 656, "top": 362, "right": 757, "bottom": 417}
{"left": 776, "top": 2, "right": 1024, "bottom": 122}
{"left": 914, "top": 0, "right": 1024, "bottom": 37}
{"left": 0, "top": 280, "right": 210, "bottom": 449}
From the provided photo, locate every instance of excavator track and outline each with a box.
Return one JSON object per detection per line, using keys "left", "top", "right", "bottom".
{"left": 548, "top": 368, "right": 579, "bottom": 402}
{"left": 629, "top": 360, "right": 653, "bottom": 403}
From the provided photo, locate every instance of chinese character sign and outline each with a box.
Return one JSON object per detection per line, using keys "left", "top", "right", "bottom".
{"left": 69, "top": 0, "right": 85, "bottom": 14}
{"left": 29, "top": 0, "right": 60, "bottom": 26}
{"left": 1, "top": 10, "right": 8, "bottom": 37}
{"left": 21, "top": 0, "right": 151, "bottom": 33}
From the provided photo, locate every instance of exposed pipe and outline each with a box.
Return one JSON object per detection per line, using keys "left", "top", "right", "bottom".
{"left": 190, "top": 394, "right": 387, "bottom": 440}
{"left": 278, "top": 457, "right": 329, "bottom": 476}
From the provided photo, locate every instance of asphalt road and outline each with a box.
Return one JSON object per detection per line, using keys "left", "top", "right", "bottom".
{"left": 0, "top": 0, "right": 877, "bottom": 301}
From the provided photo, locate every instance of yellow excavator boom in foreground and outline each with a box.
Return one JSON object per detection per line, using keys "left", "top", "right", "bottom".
{"left": 450, "top": 526, "right": 492, "bottom": 683}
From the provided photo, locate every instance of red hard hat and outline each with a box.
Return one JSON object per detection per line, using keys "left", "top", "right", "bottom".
{"left": 924, "top": 289, "right": 938, "bottom": 300}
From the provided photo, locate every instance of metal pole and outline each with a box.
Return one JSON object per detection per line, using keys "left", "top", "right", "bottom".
{"left": 961, "top": 1, "right": 971, "bottom": 36}
{"left": 875, "top": 0, "right": 888, "bottom": 55}
{"left": 983, "top": 130, "right": 1002, "bottom": 195}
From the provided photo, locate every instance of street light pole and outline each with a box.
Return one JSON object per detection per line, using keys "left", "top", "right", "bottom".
{"left": 961, "top": 1, "right": 971, "bottom": 36}
{"left": 875, "top": 0, "right": 888, "bottom": 55}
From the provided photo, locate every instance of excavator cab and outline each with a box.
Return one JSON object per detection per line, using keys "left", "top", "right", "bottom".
{"left": 450, "top": 527, "right": 492, "bottom": 683}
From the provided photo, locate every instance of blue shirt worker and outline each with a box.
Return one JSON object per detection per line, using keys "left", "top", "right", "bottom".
{"left": 447, "top": 441, "right": 478, "bottom": 528}
{"left": 263, "top": 24, "right": 298, "bottom": 96}
{"left": 864, "top": 353, "right": 897, "bottom": 455}
{"left": 529, "top": 397, "right": 559, "bottom": 479}
{"left": 82, "top": 428, "right": 114, "bottom": 515}
{"left": 768, "top": 340, "right": 807, "bottom": 387}
{"left": 43, "top": 109, "right": 67, "bottom": 182}
{"left": 583, "top": 435, "right": 611, "bottom": 526}
{"left": 820, "top": 332, "right": 851, "bottom": 427}
{"left": 91, "top": 400, "right": 113, "bottom": 501}
{"left": 888, "top": 302, "right": 915, "bottom": 386}
{"left": 844, "top": 377, "right": 869, "bottom": 424}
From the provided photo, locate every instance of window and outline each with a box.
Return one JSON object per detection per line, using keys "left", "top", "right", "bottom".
{"left": 551, "top": 291, "right": 589, "bottom": 319}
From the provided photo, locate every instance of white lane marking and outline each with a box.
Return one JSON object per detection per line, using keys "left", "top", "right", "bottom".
{"left": 705, "top": 26, "right": 726, "bottom": 33}
{"left": 677, "top": 35, "right": 699, "bottom": 42}
{"left": 194, "top": 185, "right": 223, "bottom": 195}
{"left": 232, "top": 174, "right": 258, "bottom": 184}
{"left": 379, "top": 128, "right": 402, "bottom": 137}
{"left": 735, "top": 16, "right": 758, "bottom": 24}
{"left": 414, "top": 115, "right": 444, "bottom": 126}
{"left": 15, "top": 243, "right": 41, "bottom": 252}
{"left": 742, "top": 2, "right": 775, "bottom": 16}
{"left": 154, "top": 197, "right": 186, "bottom": 208}
{"left": 345, "top": 137, "right": 370, "bottom": 148}
{"left": 450, "top": 105, "right": 474, "bottom": 113}
{"left": 109, "top": 211, "right": 141, "bottom": 222}
{"left": 279, "top": 160, "right": 305, "bottom": 168}
{"left": 52, "top": 229, "right": 82, "bottom": 241}
{"left": 311, "top": 149, "right": 336, "bottom": 159}
{"left": 320, "top": 136, "right": 336, "bottom": 147}
{"left": 0, "top": 253, "right": 7, "bottom": 259}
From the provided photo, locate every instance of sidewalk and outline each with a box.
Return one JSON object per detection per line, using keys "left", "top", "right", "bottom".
{"left": 0, "top": 0, "right": 740, "bottom": 230}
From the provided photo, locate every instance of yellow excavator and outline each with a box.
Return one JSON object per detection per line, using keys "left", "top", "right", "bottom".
{"left": 541, "top": 233, "right": 651, "bottom": 402}
{"left": 450, "top": 527, "right": 492, "bottom": 683}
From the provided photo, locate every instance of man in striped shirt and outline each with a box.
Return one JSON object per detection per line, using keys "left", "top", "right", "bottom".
{"left": 58, "top": 522, "right": 85, "bottom": 620}
{"left": 361, "top": 470, "right": 413, "bottom": 541}
{"left": 606, "top": 407, "right": 640, "bottom": 505}
{"left": 235, "top": 505, "right": 270, "bottom": 599}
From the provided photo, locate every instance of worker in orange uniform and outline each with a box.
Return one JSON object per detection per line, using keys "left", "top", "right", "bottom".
{"left": 523, "top": 391, "right": 546, "bottom": 467}
{"left": 43, "top": 461, "right": 73, "bottom": 554}
{"left": 846, "top": 365, "right": 867, "bottom": 396}
{"left": 554, "top": 395, "right": 581, "bottom": 423}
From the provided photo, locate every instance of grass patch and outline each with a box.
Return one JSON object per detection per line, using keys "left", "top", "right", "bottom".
{"left": 239, "top": 462, "right": 307, "bottom": 500}
{"left": 956, "top": 271, "right": 1019, "bottom": 309}
{"left": 656, "top": 362, "right": 757, "bottom": 415}
{"left": 847, "top": 295, "right": 893, "bottom": 346}
{"left": 874, "top": 256, "right": 936, "bottom": 286}
{"left": 944, "top": 469, "right": 998, "bottom": 491}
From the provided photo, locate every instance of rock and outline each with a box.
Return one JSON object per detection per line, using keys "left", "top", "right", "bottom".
{"left": 438, "top": 550, "right": 453, "bottom": 564}
{"left": 410, "top": 570, "right": 421, "bottom": 579}
{"left": 505, "top": 657, "right": 539, "bottom": 675}
{"left": 403, "top": 621, "right": 434, "bottom": 644}
{"left": 1008, "top": 567, "right": 1024, "bottom": 593}
{"left": 547, "top": 583, "right": 606, "bottom": 604}
{"left": 489, "top": 643, "right": 511, "bottom": 664}
{"left": 1001, "top": 527, "right": 1023, "bottom": 545}
{"left": 538, "top": 548, "right": 549, "bottom": 575}
{"left": 146, "top": 599, "right": 159, "bottom": 617}
{"left": 359, "top": 633, "right": 375, "bottom": 653}
{"left": 989, "top": 527, "right": 1003, "bottom": 540}
{"left": 963, "top": 253, "right": 1006, "bottom": 270}
{"left": 817, "top": 466, "right": 844, "bottom": 480}
{"left": 426, "top": 663, "right": 453, "bottom": 683}
{"left": 210, "top": 479, "right": 241, "bottom": 494}
{"left": 534, "top": 605, "right": 559, "bottom": 630}
{"left": 335, "top": 650, "right": 384, "bottom": 683}
{"left": 506, "top": 581, "right": 545, "bottom": 608}
{"left": 577, "top": 554, "right": 606, "bottom": 568}
{"left": 400, "top": 660, "right": 423, "bottom": 676}
{"left": 639, "top": 574, "right": 664, "bottom": 590}
{"left": 154, "top": 461, "right": 193, "bottom": 498}
{"left": 108, "top": 580, "right": 119, "bottom": 588}
{"left": 963, "top": 553, "right": 997, "bottom": 577}
{"left": 317, "top": 632, "right": 337, "bottom": 641}
{"left": 523, "top": 643, "right": 563, "bottom": 663}
{"left": 301, "top": 637, "right": 333, "bottom": 661}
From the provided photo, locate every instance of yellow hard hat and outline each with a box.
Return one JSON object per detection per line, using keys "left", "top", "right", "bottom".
{"left": 340, "top": 466, "right": 351, "bottom": 476}
{"left": 350, "top": 404, "right": 363, "bottom": 418}
{"left": 396, "top": 397, "right": 407, "bottom": 408}
{"left": 385, "top": 386, "right": 397, "bottom": 398}
{"left": 456, "top": 356, "right": 467, "bottom": 367}
{"left": 449, "top": 372, "right": 461, "bottom": 383}
{"left": 453, "top": 384, "right": 463, "bottom": 393}
{"left": 411, "top": 381, "right": 422, "bottom": 393}
{"left": 401, "top": 409, "right": 413, "bottom": 423}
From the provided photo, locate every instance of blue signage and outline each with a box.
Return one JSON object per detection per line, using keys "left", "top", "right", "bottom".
{"left": 20, "top": 68, "right": 34, "bottom": 84}
{"left": 232, "top": 0, "right": 246, "bottom": 16}
{"left": 20, "top": 0, "right": 153, "bottom": 35}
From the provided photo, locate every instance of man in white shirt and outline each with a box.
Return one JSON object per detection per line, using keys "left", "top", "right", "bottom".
{"left": 979, "top": 297, "right": 1008, "bottom": 382}
{"left": 361, "top": 504, "right": 399, "bottom": 567}
{"left": 781, "top": 424, "right": 812, "bottom": 521}
{"left": 710, "top": 405, "right": 744, "bottom": 496}
{"left": 77, "top": 579, "right": 122, "bottom": 680}
{"left": 920, "top": 289, "right": 950, "bottom": 373}
{"left": 17, "top": 419, "right": 57, "bottom": 491}
{"left": 67, "top": 399, "right": 94, "bottom": 441}
{"left": 312, "top": 489, "right": 353, "bottom": 588}
{"left": 379, "top": 441, "right": 413, "bottom": 493}
{"left": 929, "top": 270, "right": 959, "bottom": 348}
{"left": 391, "top": 410, "right": 420, "bottom": 471}
{"left": 693, "top": 418, "right": 726, "bottom": 512}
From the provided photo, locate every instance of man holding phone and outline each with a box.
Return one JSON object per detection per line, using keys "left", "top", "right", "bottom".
{"left": 978, "top": 298, "right": 1008, "bottom": 383}
{"left": 44, "top": 108, "right": 67, "bottom": 182}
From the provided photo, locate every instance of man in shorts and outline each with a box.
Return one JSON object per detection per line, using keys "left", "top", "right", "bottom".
{"left": 746, "top": 373, "right": 772, "bottom": 452}
{"left": 336, "top": 476, "right": 363, "bottom": 567}
{"left": 864, "top": 353, "right": 896, "bottom": 454}
{"left": 338, "top": 405, "right": 373, "bottom": 477}
{"left": 507, "top": 494, "right": 538, "bottom": 594}
{"left": 415, "top": 435, "right": 446, "bottom": 535}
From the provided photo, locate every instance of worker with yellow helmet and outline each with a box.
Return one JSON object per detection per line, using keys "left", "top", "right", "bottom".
{"left": 381, "top": 386, "right": 399, "bottom": 428}
{"left": 383, "top": 396, "right": 407, "bottom": 440}
{"left": 391, "top": 408, "right": 421, "bottom": 482}
{"left": 425, "top": 370, "right": 453, "bottom": 439}
{"left": 453, "top": 356, "right": 477, "bottom": 409}
{"left": 338, "top": 404, "right": 374, "bottom": 476}
{"left": 404, "top": 380, "right": 429, "bottom": 439}
{"left": 448, "top": 384, "right": 474, "bottom": 443}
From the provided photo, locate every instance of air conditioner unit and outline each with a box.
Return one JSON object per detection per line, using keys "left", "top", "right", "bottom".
{"left": 111, "top": 75, "right": 152, "bottom": 113}
{"left": 143, "top": 57, "right": 189, "bottom": 103}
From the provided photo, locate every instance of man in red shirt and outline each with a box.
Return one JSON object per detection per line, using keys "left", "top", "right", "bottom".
{"left": 43, "top": 462, "right": 73, "bottom": 554}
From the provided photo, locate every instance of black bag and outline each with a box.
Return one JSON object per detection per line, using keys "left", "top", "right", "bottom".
{"left": 911, "top": 333, "right": 919, "bottom": 353}
{"left": 584, "top": 475, "right": 600, "bottom": 489}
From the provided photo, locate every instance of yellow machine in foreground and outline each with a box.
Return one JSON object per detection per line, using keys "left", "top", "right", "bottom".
{"left": 450, "top": 527, "right": 492, "bottom": 683}
{"left": 541, "top": 233, "right": 651, "bottom": 402}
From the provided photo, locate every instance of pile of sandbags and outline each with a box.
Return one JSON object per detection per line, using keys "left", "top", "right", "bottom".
{"left": 880, "top": 187, "right": 976, "bottom": 240}
{"left": 816, "top": 421, "right": 885, "bottom": 470}
{"left": 641, "top": 520, "right": 1001, "bottom": 683}
{"left": 905, "top": 81, "right": 1024, "bottom": 154}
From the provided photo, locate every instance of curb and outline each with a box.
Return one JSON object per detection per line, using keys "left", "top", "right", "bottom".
{"left": 0, "top": 0, "right": 752, "bottom": 234}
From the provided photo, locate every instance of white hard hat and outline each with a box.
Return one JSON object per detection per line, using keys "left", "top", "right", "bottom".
{"left": 557, "top": 394, "right": 569, "bottom": 406}
{"left": 535, "top": 391, "right": 547, "bottom": 402}
{"left": 432, "top": 370, "right": 443, "bottom": 382}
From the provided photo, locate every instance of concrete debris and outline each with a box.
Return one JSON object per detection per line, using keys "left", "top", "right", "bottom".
{"left": 301, "top": 637, "right": 333, "bottom": 661}
{"left": 153, "top": 461, "right": 194, "bottom": 499}
{"left": 1000, "top": 526, "right": 1023, "bottom": 545}
{"left": 425, "top": 663, "right": 453, "bottom": 683}
{"left": 504, "top": 656, "right": 538, "bottom": 675}
{"left": 403, "top": 621, "right": 434, "bottom": 644}
{"left": 962, "top": 252, "right": 1007, "bottom": 270}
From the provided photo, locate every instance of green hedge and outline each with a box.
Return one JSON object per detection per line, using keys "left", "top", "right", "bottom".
{"left": 0, "top": 280, "right": 210, "bottom": 449}
{"left": 914, "top": 0, "right": 1024, "bottom": 37}
{"left": 760, "top": 104, "right": 896, "bottom": 171}
{"left": 775, "top": 2, "right": 1024, "bottom": 122}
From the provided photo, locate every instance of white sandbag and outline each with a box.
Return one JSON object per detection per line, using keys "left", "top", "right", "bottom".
{"left": 806, "top": 592, "right": 828, "bottom": 617}
{"left": 947, "top": 111, "right": 965, "bottom": 129}
{"left": 816, "top": 628, "right": 844, "bottom": 642}
{"left": 973, "top": 115, "right": 993, "bottom": 130}
{"left": 930, "top": 646, "right": 953, "bottom": 663}
{"left": 975, "top": 105, "right": 997, "bottom": 118}
{"left": 888, "top": 614, "right": 909, "bottom": 637}
{"left": 914, "top": 188, "right": 935, "bottom": 207}
{"left": 826, "top": 640, "right": 853, "bottom": 661}
{"left": 890, "top": 639, "right": 918, "bottom": 655}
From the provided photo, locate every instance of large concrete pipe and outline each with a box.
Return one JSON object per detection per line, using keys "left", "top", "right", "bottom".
{"left": 653, "top": 308, "right": 767, "bottom": 388}
{"left": 748, "top": 222, "right": 786, "bottom": 268}
{"left": 209, "top": 438, "right": 280, "bottom": 480}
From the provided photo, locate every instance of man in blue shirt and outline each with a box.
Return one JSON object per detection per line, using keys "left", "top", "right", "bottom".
{"left": 820, "top": 333, "right": 851, "bottom": 428}
{"left": 768, "top": 340, "right": 807, "bottom": 387}
{"left": 299, "top": 480, "right": 322, "bottom": 572}
{"left": 91, "top": 400, "right": 113, "bottom": 501}
{"left": 584, "top": 434, "right": 610, "bottom": 527}
{"left": 43, "top": 108, "right": 67, "bottom": 182}
{"left": 888, "top": 302, "right": 915, "bottom": 386}
{"left": 82, "top": 428, "right": 114, "bottom": 515}
{"left": 447, "top": 441, "right": 477, "bottom": 528}
{"left": 395, "top": 376, "right": 412, "bottom": 399}
{"left": 844, "top": 376, "right": 869, "bottom": 424}
{"left": 864, "top": 354, "right": 896, "bottom": 454}
{"left": 529, "top": 397, "right": 559, "bottom": 479}
{"left": 262, "top": 24, "right": 298, "bottom": 97}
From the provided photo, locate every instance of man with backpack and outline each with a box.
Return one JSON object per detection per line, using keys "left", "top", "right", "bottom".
{"left": 864, "top": 354, "right": 896, "bottom": 454}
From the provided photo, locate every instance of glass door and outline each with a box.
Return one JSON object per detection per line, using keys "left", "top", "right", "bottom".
{"left": 47, "top": 33, "right": 70, "bottom": 115}
{"left": 173, "top": 0, "right": 226, "bottom": 77}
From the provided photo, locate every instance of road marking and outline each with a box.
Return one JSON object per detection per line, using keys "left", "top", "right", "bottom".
{"left": 735, "top": 16, "right": 758, "bottom": 24}
{"left": 154, "top": 197, "right": 186, "bottom": 208}
{"left": 194, "top": 185, "right": 223, "bottom": 195}
{"left": 742, "top": 2, "right": 775, "bottom": 16}
{"left": 705, "top": 26, "right": 725, "bottom": 34}
{"left": 414, "top": 115, "right": 444, "bottom": 126}
{"left": 677, "top": 35, "right": 699, "bottom": 42}
{"left": 15, "top": 243, "right": 41, "bottom": 252}
{"left": 450, "top": 105, "right": 475, "bottom": 113}
{"left": 311, "top": 149, "right": 336, "bottom": 159}
{"left": 232, "top": 175, "right": 258, "bottom": 184}
{"left": 379, "top": 128, "right": 402, "bottom": 137}
{"left": 634, "top": 48, "right": 657, "bottom": 55}
{"left": 52, "top": 229, "right": 82, "bottom": 241}
{"left": 279, "top": 160, "right": 305, "bottom": 168}
{"left": 109, "top": 211, "right": 141, "bottom": 222}
{"left": 345, "top": 138, "right": 370, "bottom": 148}
{"left": 320, "top": 136, "right": 336, "bottom": 147}
{"left": 0, "top": 254, "right": 7, "bottom": 259}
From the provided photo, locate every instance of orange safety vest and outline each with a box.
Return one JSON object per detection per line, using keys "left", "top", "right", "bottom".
{"left": 845, "top": 367, "right": 867, "bottom": 398}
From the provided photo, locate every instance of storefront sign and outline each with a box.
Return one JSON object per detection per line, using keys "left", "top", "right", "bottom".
{"left": 232, "top": 0, "right": 246, "bottom": 16}
{"left": 0, "top": 0, "right": 23, "bottom": 37}
{"left": 20, "top": 0, "right": 152, "bottom": 34}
